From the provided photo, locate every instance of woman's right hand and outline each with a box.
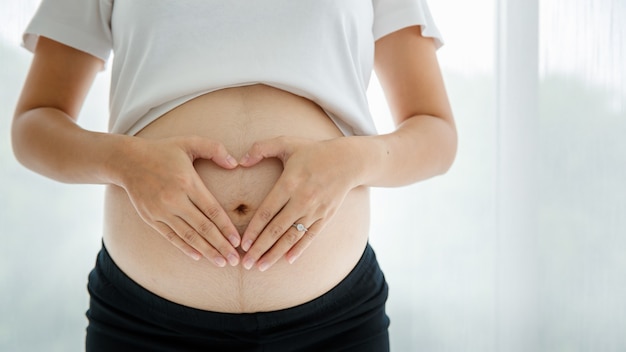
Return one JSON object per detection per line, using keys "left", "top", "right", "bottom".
{"left": 12, "top": 36, "right": 237, "bottom": 266}
{"left": 114, "top": 135, "right": 241, "bottom": 267}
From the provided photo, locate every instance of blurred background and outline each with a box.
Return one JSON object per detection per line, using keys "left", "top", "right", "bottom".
{"left": 1, "top": 0, "right": 625, "bottom": 351}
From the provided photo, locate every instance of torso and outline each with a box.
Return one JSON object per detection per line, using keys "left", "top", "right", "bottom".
{"left": 102, "top": 85, "right": 370, "bottom": 313}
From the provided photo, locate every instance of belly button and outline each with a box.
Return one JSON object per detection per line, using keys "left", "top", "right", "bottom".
{"left": 234, "top": 204, "right": 249, "bottom": 215}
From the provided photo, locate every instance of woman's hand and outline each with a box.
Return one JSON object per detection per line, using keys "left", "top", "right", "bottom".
{"left": 238, "top": 136, "right": 363, "bottom": 271}
{"left": 116, "top": 135, "right": 241, "bottom": 267}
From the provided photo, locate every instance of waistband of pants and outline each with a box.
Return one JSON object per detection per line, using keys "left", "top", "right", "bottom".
{"left": 93, "top": 240, "right": 386, "bottom": 332}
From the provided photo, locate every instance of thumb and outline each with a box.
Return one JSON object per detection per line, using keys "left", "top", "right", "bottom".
{"left": 182, "top": 136, "right": 238, "bottom": 169}
{"left": 239, "top": 137, "right": 291, "bottom": 167}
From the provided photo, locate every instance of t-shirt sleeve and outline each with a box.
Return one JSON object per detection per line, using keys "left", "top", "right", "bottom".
{"left": 372, "top": 0, "right": 443, "bottom": 48}
{"left": 22, "top": 0, "right": 113, "bottom": 63}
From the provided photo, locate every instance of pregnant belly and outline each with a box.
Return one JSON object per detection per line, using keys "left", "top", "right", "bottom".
{"left": 102, "top": 85, "right": 370, "bottom": 313}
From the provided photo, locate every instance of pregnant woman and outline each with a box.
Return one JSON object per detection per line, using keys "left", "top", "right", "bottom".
{"left": 12, "top": 1, "right": 456, "bottom": 351}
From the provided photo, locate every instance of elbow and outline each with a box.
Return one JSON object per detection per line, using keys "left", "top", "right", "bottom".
{"left": 10, "top": 116, "right": 30, "bottom": 169}
{"left": 443, "top": 126, "right": 458, "bottom": 174}
{"left": 438, "top": 147, "right": 457, "bottom": 176}
{"left": 10, "top": 108, "right": 49, "bottom": 175}
{"left": 399, "top": 112, "right": 458, "bottom": 181}
{"left": 433, "top": 118, "right": 458, "bottom": 177}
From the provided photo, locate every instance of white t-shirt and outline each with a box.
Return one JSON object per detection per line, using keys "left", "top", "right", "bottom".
{"left": 23, "top": 0, "right": 442, "bottom": 136}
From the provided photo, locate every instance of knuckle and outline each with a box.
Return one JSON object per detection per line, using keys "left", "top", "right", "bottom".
{"left": 202, "top": 205, "right": 222, "bottom": 221}
{"left": 316, "top": 202, "right": 332, "bottom": 216}
{"left": 197, "top": 220, "right": 215, "bottom": 235}
{"left": 163, "top": 230, "right": 178, "bottom": 243}
{"left": 268, "top": 224, "right": 284, "bottom": 239}
{"left": 156, "top": 189, "right": 173, "bottom": 203}
{"left": 303, "top": 230, "right": 317, "bottom": 241}
{"left": 159, "top": 188, "right": 183, "bottom": 206}
{"left": 175, "top": 174, "right": 194, "bottom": 189}
{"left": 258, "top": 208, "right": 274, "bottom": 222}
{"left": 216, "top": 243, "right": 233, "bottom": 256}
{"left": 301, "top": 190, "right": 317, "bottom": 204}
{"left": 283, "top": 231, "right": 300, "bottom": 245}
{"left": 182, "top": 228, "right": 197, "bottom": 243}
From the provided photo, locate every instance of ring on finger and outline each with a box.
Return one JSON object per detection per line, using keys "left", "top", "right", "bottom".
{"left": 292, "top": 223, "right": 308, "bottom": 232}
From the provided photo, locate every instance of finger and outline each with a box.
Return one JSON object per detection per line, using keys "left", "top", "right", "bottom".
{"left": 166, "top": 216, "right": 229, "bottom": 267}
{"left": 190, "top": 179, "right": 241, "bottom": 248}
{"left": 183, "top": 136, "right": 238, "bottom": 169}
{"left": 241, "top": 203, "right": 300, "bottom": 270}
{"left": 239, "top": 137, "right": 290, "bottom": 167}
{"left": 285, "top": 220, "right": 323, "bottom": 264}
{"left": 184, "top": 206, "right": 240, "bottom": 266}
{"left": 151, "top": 221, "right": 203, "bottom": 262}
{"left": 240, "top": 190, "right": 290, "bottom": 252}
{"left": 255, "top": 219, "right": 313, "bottom": 272}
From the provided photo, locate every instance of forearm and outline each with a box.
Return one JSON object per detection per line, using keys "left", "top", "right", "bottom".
{"left": 11, "top": 107, "right": 130, "bottom": 185}
{"left": 350, "top": 114, "right": 457, "bottom": 188}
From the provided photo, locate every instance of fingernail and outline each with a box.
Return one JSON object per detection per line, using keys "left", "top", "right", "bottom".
{"left": 190, "top": 252, "right": 201, "bottom": 261}
{"left": 243, "top": 257, "right": 255, "bottom": 270}
{"left": 240, "top": 154, "right": 250, "bottom": 165}
{"left": 258, "top": 262, "right": 270, "bottom": 272}
{"left": 288, "top": 254, "right": 299, "bottom": 264}
{"left": 227, "top": 253, "right": 239, "bottom": 266}
{"left": 226, "top": 155, "right": 238, "bottom": 167}
{"left": 229, "top": 235, "right": 240, "bottom": 247}
{"left": 214, "top": 257, "right": 227, "bottom": 267}
{"left": 242, "top": 239, "right": 252, "bottom": 252}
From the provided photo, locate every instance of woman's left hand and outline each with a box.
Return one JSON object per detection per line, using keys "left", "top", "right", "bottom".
{"left": 238, "top": 136, "right": 362, "bottom": 271}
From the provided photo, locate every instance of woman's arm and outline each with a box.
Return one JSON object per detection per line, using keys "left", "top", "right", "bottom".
{"left": 12, "top": 37, "right": 241, "bottom": 266}
{"left": 359, "top": 25, "right": 457, "bottom": 186}
{"left": 12, "top": 36, "right": 114, "bottom": 183}
{"left": 239, "top": 26, "right": 457, "bottom": 270}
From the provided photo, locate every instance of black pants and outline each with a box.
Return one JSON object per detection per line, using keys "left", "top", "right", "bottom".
{"left": 85, "top": 243, "right": 390, "bottom": 351}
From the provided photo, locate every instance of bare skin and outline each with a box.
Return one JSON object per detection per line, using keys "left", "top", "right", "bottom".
{"left": 12, "top": 26, "right": 456, "bottom": 312}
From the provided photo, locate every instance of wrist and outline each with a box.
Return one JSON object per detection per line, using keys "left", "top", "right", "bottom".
{"left": 331, "top": 135, "right": 387, "bottom": 188}
{"left": 101, "top": 133, "right": 141, "bottom": 187}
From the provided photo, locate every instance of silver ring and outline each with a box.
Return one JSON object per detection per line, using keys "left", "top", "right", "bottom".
{"left": 292, "top": 223, "right": 308, "bottom": 232}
